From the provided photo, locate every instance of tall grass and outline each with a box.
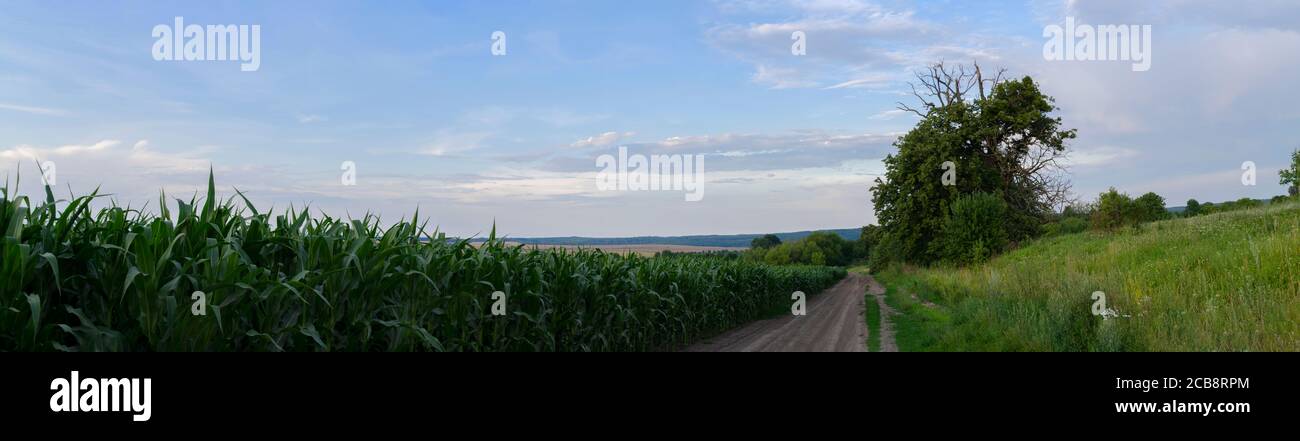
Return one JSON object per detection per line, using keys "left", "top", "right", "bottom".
{"left": 876, "top": 201, "right": 1300, "bottom": 351}
{"left": 0, "top": 173, "right": 845, "bottom": 351}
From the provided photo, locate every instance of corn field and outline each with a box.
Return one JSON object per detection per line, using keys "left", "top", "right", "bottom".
{"left": 0, "top": 173, "right": 845, "bottom": 351}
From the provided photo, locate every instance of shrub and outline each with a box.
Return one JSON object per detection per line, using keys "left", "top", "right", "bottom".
{"left": 756, "top": 231, "right": 853, "bottom": 267}
{"left": 1090, "top": 188, "right": 1136, "bottom": 231}
{"left": 750, "top": 234, "right": 782, "bottom": 250}
{"left": 940, "top": 192, "right": 1009, "bottom": 265}
{"left": 1061, "top": 217, "right": 1089, "bottom": 234}
{"left": 1133, "top": 192, "right": 1168, "bottom": 223}
{"left": 1043, "top": 217, "right": 1089, "bottom": 237}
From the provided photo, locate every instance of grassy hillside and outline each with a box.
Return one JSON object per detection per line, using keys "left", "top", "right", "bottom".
{"left": 875, "top": 200, "right": 1300, "bottom": 352}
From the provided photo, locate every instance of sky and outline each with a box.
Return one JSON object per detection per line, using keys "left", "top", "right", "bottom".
{"left": 1, "top": 0, "right": 1297, "bottom": 237}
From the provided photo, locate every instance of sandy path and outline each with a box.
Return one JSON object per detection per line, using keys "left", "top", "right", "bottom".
{"left": 685, "top": 273, "right": 873, "bottom": 352}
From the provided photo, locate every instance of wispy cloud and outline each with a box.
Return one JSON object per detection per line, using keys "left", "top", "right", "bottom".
{"left": 707, "top": 0, "right": 987, "bottom": 90}
{"left": 0, "top": 102, "right": 68, "bottom": 116}
{"left": 571, "top": 131, "right": 635, "bottom": 148}
{"left": 868, "top": 109, "right": 911, "bottom": 120}
{"left": 421, "top": 130, "right": 493, "bottom": 156}
{"left": 1066, "top": 146, "right": 1140, "bottom": 167}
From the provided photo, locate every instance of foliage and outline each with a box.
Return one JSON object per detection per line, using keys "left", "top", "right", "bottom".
{"left": 1133, "top": 192, "right": 1169, "bottom": 223}
{"left": 875, "top": 200, "right": 1300, "bottom": 351}
{"left": 750, "top": 234, "right": 782, "bottom": 250}
{"left": 0, "top": 174, "right": 846, "bottom": 352}
{"left": 940, "top": 192, "right": 1009, "bottom": 265}
{"left": 855, "top": 225, "right": 882, "bottom": 261}
{"left": 1090, "top": 188, "right": 1136, "bottom": 231}
{"left": 750, "top": 231, "right": 858, "bottom": 267}
{"left": 1281, "top": 148, "right": 1300, "bottom": 194}
{"left": 871, "top": 64, "right": 1075, "bottom": 266}
{"left": 1088, "top": 189, "right": 1169, "bottom": 230}
{"left": 1041, "top": 216, "right": 1088, "bottom": 237}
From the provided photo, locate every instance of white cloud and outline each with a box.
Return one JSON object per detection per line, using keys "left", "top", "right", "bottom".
{"left": 751, "top": 65, "right": 819, "bottom": 89}
{"left": 1, "top": 138, "right": 212, "bottom": 198}
{"left": 1066, "top": 146, "right": 1139, "bottom": 167}
{"left": 421, "top": 130, "right": 492, "bottom": 156}
{"left": 0, "top": 102, "right": 68, "bottom": 116}
{"left": 571, "top": 131, "right": 635, "bottom": 148}
{"left": 868, "top": 109, "right": 910, "bottom": 120}
{"left": 825, "top": 74, "right": 892, "bottom": 90}
{"left": 708, "top": 0, "right": 991, "bottom": 90}
{"left": 1, "top": 140, "right": 120, "bottom": 159}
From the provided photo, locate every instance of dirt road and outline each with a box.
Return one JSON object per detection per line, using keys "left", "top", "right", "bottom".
{"left": 686, "top": 273, "right": 875, "bottom": 352}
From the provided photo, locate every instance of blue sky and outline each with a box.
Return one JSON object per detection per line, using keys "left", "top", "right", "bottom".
{"left": 1, "top": 0, "right": 1297, "bottom": 237}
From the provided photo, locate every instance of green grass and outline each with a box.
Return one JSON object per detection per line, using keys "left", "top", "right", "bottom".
{"left": 874, "top": 200, "right": 1300, "bottom": 352}
{"left": 0, "top": 173, "right": 846, "bottom": 351}
{"left": 864, "top": 294, "right": 881, "bottom": 352}
{"left": 850, "top": 266, "right": 881, "bottom": 352}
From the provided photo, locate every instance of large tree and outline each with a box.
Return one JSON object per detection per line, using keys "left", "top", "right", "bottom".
{"left": 871, "top": 62, "right": 1076, "bottom": 265}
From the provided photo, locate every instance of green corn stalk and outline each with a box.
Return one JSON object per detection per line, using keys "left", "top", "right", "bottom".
{"left": 0, "top": 172, "right": 846, "bottom": 352}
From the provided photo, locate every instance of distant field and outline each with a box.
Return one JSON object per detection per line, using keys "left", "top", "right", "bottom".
{"left": 470, "top": 228, "right": 861, "bottom": 248}
{"left": 502, "top": 243, "right": 746, "bottom": 256}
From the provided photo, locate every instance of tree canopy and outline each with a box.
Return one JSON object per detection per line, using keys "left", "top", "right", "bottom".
{"left": 871, "top": 62, "right": 1075, "bottom": 265}
{"left": 1282, "top": 149, "right": 1300, "bottom": 196}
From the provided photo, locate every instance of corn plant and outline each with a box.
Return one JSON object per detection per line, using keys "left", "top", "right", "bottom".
{"left": 0, "top": 172, "right": 845, "bottom": 351}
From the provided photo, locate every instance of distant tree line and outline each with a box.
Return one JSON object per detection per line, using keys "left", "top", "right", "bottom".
{"left": 748, "top": 231, "right": 867, "bottom": 266}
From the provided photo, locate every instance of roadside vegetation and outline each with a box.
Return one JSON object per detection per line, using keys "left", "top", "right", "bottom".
{"left": 746, "top": 230, "right": 864, "bottom": 266}
{"left": 0, "top": 173, "right": 845, "bottom": 351}
{"left": 850, "top": 267, "right": 882, "bottom": 352}
{"left": 875, "top": 201, "right": 1300, "bottom": 351}
{"left": 860, "top": 61, "right": 1300, "bottom": 351}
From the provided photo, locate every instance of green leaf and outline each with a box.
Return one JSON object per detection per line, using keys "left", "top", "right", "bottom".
{"left": 300, "top": 324, "right": 328, "bottom": 351}
{"left": 39, "top": 252, "right": 60, "bottom": 292}
{"left": 123, "top": 266, "right": 142, "bottom": 297}
{"left": 25, "top": 293, "right": 41, "bottom": 343}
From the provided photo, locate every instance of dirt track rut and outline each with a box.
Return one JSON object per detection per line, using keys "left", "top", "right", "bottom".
{"left": 686, "top": 273, "right": 875, "bottom": 352}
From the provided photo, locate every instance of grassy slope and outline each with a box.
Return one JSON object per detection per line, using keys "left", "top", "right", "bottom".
{"left": 875, "top": 201, "right": 1300, "bottom": 352}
